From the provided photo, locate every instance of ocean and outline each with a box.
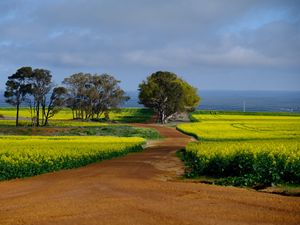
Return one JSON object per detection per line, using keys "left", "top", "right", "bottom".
{"left": 1, "top": 90, "right": 300, "bottom": 112}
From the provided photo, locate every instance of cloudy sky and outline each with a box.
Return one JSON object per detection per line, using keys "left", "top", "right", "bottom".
{"left": 0, "top": 0, "right": 299, "bottom": 91}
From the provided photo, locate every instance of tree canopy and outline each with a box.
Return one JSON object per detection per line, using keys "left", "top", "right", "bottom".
{"left": 4, "top": 68, "right": 129, "bottom": 125}
{"left": 4, "top": 67, "right": 32, "bottom": 126}
{"left": 139, "top": 71, "right": 200, "bottom": 123}
{"left": 63, "top": 73, "right": 129, "bottom": 120}
{"left": 4, "top": 67, "right": 66, "bottom": 126}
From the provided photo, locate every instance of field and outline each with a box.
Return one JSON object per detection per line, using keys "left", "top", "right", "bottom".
{"left": 0, "top": 136, "right": 145, "bottom": 180}
{"left": 177, "top": 111, "right": 300, "bottom": 186}
{"left": 0, "top": 107, "right": 153, "bottom": 123}
{"left": 0, "top": 107, "right": 159, "bottom": 181}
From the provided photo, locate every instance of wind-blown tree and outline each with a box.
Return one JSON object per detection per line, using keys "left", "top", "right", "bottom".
{"left": 139, "top": 71, "right": 200, "bottom": 124}
{"left": 63, "top": 73, "right": 129, "bottom": 120}
{"left": 44, "top": 87, "right": 68, "bottom": 125}
{"left": 4, "top": 67, "right": 32, "bottom": 126}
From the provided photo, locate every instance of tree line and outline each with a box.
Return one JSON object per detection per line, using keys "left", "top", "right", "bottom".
{"left": 4, "top": 67, "right": 200, "bottom": 126}
{"left": 4, "top": 67, "right": 128, "bottom": 126}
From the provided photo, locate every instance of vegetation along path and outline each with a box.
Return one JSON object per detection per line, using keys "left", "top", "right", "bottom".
{"left": 0, "top": 124, "right": 299, "bottom": 225}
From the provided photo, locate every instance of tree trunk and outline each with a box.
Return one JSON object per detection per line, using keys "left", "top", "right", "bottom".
{"left": 41, "top": 100, "right": 46, "bottom": 126}
{"left": 158, "top": 109, "right": 167, "bottom": 124}
{"left": 44, "top": 98, "right": 53, "bottom": 126}
{"left": 36, "top": 101, "right": 40, "bottom": 127}
{"left": 16, "top": 103, "right": 20, "bottom": 127}
{"left": 44, "top": 113, "right": 49, "bottom": 126}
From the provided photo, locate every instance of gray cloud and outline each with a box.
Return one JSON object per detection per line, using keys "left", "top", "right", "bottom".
{"left": 0, "top": 0, "right": 299, "bottom": 91}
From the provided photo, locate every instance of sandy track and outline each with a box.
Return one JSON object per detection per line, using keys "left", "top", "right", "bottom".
{"left": 0, "top": 124, "right": 299, "bottom": 225}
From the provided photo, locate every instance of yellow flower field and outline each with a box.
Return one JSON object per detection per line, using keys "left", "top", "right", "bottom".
{"left": 0, "top": 136, "right": 145, "bottom": 180}
{"left": 177, "top": 111, "right": 300, "bottom": 186}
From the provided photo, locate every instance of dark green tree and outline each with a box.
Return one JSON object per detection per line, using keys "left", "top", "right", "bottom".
{"left": 4, "top": 67, "right": 32, "bottom": 126}
{"left": 139, "top": 71, "right": 200, "bottom": 124}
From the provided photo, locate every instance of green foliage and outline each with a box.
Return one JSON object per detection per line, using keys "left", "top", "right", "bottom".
{"left": 4, "top": 67, "right": 33, "bottom": 126}
{"left": 139, "top": 71, "right": 200, "bottom": 123}
{"left": 63, "top": 73, "right": 129, "bottom": 120}
{"left": 0, "top": 124, "right": 160, "bottom": 139}
{"left": 177, "top": 111, "right": 300, "bottom": 187}
{"left": 0, "top": 136, "right": 145, "bottom": 180}
{"left": 57, "top": 126, "right": 161, "bottom": 139}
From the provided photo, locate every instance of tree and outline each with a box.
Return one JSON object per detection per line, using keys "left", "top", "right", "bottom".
{"left": 4, "top": 66, "right": 67, "bottom": 127}
{"left": 91, "top": 74, "right": 129, "bottom": 119}
{"left": 29, "top": 69, "right": 52, "bottom": 126}
{"left": 138, "top": 71, "right": 200, "bottom": 124}
{"left": 44, "top": 87, "right": 67, "bottom": 125}
{"left": 63, "top": 73, "right": 91, "bottom": 119}
{"left": 63, "top": 73, "right": 129, "bottom": 120}
{"left": 4, "top": 67, "right": 32, "bottom": 126}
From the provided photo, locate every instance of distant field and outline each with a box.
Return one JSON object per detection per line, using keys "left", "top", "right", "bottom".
{"left": 0, "top": 107, "right": 153, "bottom": 123}
{"left": 178, "top": 113, "right": 300, "bottom": 141}
{"left": 177, "top": 111, "right": 300, "bottom": 186}
{"left": 0, "top": 136, "right": 145, "bottom": 180}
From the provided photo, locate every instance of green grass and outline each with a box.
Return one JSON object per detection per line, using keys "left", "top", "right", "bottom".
{"left": 56, "top": 126, "right": 161, "bottom": 139}
{"left": 0, "top": 125, "right": 161, "bottom": 139}
{"left": 0, "top": 136, "right": 145, "bottom": 180}
{"left": 177, "top": 111, "right": 300, "bottom": 187}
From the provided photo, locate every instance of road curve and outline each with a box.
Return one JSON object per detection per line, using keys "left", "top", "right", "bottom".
{"left": 0, "top": 124, "right": 299, "bottom": 225}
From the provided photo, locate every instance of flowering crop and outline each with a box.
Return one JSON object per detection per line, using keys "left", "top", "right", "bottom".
{"left": 177, "top": 111, "right": 300, "bottom": 186}
{"left": 0, "top": 136, "right": 145, "bottom": 180}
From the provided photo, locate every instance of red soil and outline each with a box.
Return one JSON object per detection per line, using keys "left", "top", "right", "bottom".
{"left": 0, "top": 124, "right": 299, "bottom": 225}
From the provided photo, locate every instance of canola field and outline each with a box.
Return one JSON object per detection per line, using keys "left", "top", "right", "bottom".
{"left": 0, "top": 108, "right": 153, "bottom": 123}
{"left": 0, "top": 136, "right": 145, "bottom": 180}
{"left": 0, "top": 119, "right": 111, "bottom": 127}
{"left": 177, "top": 111, "right": 300, "bottom": 186}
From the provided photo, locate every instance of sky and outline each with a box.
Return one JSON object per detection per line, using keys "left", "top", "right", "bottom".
{"left": 0, "top": 0, "right": 299, "bottom": 91}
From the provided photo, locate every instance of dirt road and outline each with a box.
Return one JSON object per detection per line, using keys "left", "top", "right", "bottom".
{"left": 0, "top": 124, "right": 299, "bottom": 225}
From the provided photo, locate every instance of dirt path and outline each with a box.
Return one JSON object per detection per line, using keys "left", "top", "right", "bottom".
{"left": 0, "top": 124, "right": 299, "bottom": 225}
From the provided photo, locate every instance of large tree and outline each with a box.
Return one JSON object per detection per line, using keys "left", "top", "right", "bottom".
{"left": 63, "top": 73, "right": 129, "bottom": 120}
{"left": 4, "top": 67, "right": 32, "bottom": 126}
{"left": 139, "top": 71, "right": 200, "bottom": 124}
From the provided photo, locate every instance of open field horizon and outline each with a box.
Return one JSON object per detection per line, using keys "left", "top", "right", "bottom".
{"left": 1, "top": 1, "right": 299, "bottom": 224}
{"left": 1, "top": 90, "right": 300, "bottom": 112}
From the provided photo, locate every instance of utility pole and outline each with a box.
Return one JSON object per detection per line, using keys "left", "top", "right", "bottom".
{"left": 243, "top": 100, "right": 246, "bottom": 112}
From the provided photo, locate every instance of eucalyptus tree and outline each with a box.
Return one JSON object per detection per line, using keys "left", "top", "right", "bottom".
{"left": 4, "top": 67, "right": 67, "bottom": 126}
{"left": 29, "top": 69, "right": 52, "bottom": 126}
{"left": 63, "top": 73, "right": 129, "bottom": 120}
